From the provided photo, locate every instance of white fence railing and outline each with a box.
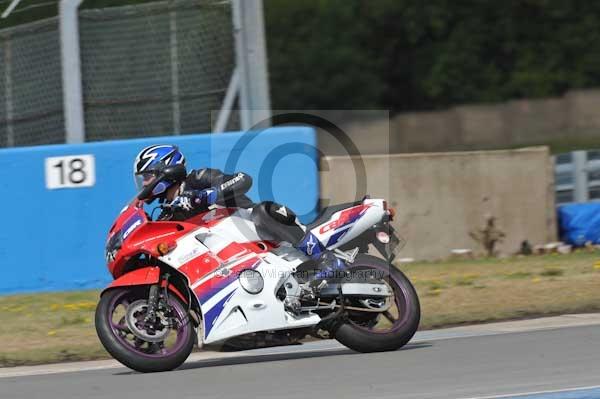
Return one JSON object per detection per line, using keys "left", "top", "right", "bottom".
{"left": 554, "top": 150, "right": 600, "bottom": 204}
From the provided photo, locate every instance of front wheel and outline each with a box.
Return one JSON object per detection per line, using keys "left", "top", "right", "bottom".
{"left": 95, "top": 287, "right": 195, "bottom": 372}
{"left": 334, "top": 254, "right": 420, "bottom": 352}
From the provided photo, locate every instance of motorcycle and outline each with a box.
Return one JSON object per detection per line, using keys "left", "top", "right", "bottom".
{"left": 95, "top": 164, "right": 420, "bottom": 372}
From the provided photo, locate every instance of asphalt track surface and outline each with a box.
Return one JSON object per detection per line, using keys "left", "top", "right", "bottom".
{"left": 3, "top": 315, "right": 600, "bottom": 399}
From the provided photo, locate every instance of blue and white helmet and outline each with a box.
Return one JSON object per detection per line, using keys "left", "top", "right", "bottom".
{"left": 133, "top": 144, "right": 186, "bottom": 199}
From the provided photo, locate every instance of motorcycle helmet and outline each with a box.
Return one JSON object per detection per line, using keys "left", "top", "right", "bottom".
{"left": 133, "top": 144, "right": 186, "bottom": 201}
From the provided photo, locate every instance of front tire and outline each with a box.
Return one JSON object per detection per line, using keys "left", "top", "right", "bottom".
{"left": 334, "top": 254, "right": 420, "bottom": 352}
{"left": 95, "top": 287, "right": 195, "bottom": 372}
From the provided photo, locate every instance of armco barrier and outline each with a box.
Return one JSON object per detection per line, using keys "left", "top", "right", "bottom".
{"left": 0, "top": 127, "right": 318, "bottom": 294}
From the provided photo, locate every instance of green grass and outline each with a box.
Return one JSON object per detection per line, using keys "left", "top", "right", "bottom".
{"left": 0, "top": 291, "right": 105, "bottom": 366}
{"left": 503, "top": 136, "right": 600, "bottom": 154}
{"left": 401, "top": 251, "right": 600, "bottom": 329}
{"left": 453, "top": 274, "right": 478, "bottom": 286}
{"left": 2, "top": 251, "right": 600, "bottom": 366}
{"left": 504, "top": 271, "right": 533, "bottom": 279}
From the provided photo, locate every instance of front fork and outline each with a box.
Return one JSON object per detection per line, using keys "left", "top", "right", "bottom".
{"left": 144, "top": 285, "right": 160, "bottom": 323}
{"left": 144, "top": 273, "right": 172, "bottom": 324}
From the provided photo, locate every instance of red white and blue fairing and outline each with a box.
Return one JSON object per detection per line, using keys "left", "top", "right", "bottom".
{"left": 104, "top": 198, "right": 390, "bottom": 345}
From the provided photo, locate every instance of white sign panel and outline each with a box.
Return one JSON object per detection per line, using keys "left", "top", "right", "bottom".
{"left": 45, "top": 154, "right": 96, "bottom": 189}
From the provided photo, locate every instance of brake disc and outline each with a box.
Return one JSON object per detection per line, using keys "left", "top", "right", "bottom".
{"left": 125, "top": 300, "right": 171, "bottom": 343}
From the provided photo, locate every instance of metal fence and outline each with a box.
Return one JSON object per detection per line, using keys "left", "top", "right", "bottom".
{"left": 0, "top": 0, "right": 236, "bottom": 148}
{"left": 554, "top": 150, "right": 600, "bottom": 205}
{"left": 0, "top": 17, "right": 65, "bottom": 147}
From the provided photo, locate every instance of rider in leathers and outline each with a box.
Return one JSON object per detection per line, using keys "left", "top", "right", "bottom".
{"left": 133, "top": 144, "right": 345, "bottom": 273}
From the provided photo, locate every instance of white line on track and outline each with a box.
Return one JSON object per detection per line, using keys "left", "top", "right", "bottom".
{"left": 457, "top": 384, "right": 600, "bottom": 399}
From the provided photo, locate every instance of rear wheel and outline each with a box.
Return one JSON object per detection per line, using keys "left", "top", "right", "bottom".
{"left": 334, "top": 254, "right": 420, "bottom": 352}
{"left": 95, "top": 287, "right": 195, "bottom": 372}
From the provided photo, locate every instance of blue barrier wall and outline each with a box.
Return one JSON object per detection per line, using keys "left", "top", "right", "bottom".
{"left": 0, "top": 127, "right": 318, "bottom": 294}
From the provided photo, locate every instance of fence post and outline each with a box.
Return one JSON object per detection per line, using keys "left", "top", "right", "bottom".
{"left": 59, "top": 0, "right": 85, "bottom": 144}
{"left": 4, "top": 38, "right": 13, "bottom": 147}
{"left": 573, "top": 150, "right": 588, "bottom": 202}
{"left": 169, "top": 8, "right": 180, "bottom": 135}
{"left": 232, "top": 0, "right": 271, "bottom": 130}
{"left": 214, "top": 68, "right": 239, "bottom": 134}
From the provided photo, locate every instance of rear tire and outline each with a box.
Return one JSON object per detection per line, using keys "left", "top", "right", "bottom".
{"left": 334, "top": 254, "right": 420, "bottom": 352}
{"left": 95, "top": 288, "right": 195, "bottom": 372}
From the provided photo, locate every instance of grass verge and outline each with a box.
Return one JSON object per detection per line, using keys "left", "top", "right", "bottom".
{"left": 0, "top": 291, "right": 104, "bottom": 367}
{"left": 2, "top": 251, "right": 600, "bottom": 366}
{"left": 401, "top": 251, "right": 600, "bottom": 328}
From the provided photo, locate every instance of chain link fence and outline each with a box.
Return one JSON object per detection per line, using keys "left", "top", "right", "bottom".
{"left": 0, "top": 0, "right": 236, "bottom": 148}
{"left": 0, "top": 17, "right": 65, "bottom": 147}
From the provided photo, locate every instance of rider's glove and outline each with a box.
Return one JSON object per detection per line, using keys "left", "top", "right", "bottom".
{"left": 171, "top": 188, "right": 218, "bottom": 211}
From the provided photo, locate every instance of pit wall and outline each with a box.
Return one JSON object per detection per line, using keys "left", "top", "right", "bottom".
{"left": 0, "top": 127, "right": 318, "bottom": 294}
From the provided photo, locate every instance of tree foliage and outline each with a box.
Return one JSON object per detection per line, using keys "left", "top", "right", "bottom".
{"left": 265, "top": 0, "right": 600, "bottom": 113}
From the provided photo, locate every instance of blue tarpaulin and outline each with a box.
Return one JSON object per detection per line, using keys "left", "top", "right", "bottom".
{"left": 558, "top": 202, "right": 600, "bottom": 246}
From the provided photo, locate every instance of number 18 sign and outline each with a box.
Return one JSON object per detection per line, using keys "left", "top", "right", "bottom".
{"left": 45, "top": 154, "right": 96, "bottom": 189}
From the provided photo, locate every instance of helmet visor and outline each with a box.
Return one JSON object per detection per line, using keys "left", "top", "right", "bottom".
{"left": 134, "top": 172, "right": 158, "bottom": 192}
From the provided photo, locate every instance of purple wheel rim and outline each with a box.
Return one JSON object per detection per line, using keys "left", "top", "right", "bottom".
{"left": 106, "top": 289, "right": 191, "bottom": 359}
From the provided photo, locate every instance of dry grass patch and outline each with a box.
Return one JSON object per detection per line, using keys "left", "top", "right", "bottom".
{"left": 0, "top": 290, "right": 106, "bottom": 366}
{"left": 400, "top": 251, "right": 600, "bottom": 329}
